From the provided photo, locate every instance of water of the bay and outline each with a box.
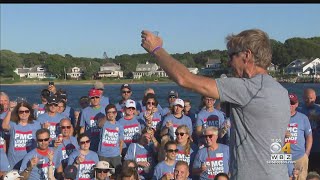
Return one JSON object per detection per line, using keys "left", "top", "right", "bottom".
{"left": 0, "top": 82, "right": 319, "bottom": 111}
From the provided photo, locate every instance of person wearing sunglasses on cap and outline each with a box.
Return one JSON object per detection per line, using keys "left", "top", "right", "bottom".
{"left": 2, "top": 101, "right": 41, "bottom": 170}
{"left": 54, "top": 118, "right": 80, "bottom": 179}
{"left": 20, "top": 128, "right": 60, "bottom": 180}
{"left": 114, "top": 84, "right": 134, "bottom": 120}
{"left": 94, "top": 161, "right": 114, "bottom": 180}
{"left": 97, "top": 104, "right": 124, "bottom": 177}
{"left": 153, "top": 141, "right": 178, "bottom": 180}
{"left": 79, "top": 88, "right": 106, "bottom": 152}
{"left": 68, "top": 133, "right": 99, "bottom": 180}
{"left": 192, "top": 126, "right": 229, "bottom": 179}
{"left": 37, "top": 95, "right": 65, "bottom": 147}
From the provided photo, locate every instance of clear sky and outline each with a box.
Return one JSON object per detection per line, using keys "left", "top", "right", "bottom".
{"left": 1, "top": 4, "right": 320, "bottom": 58}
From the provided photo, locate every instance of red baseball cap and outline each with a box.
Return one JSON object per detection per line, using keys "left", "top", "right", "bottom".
{"left": 289, "top": 93, "right": 298, "bottom": 104}
{"left": 88, "top": 88, "right": 101, "bottom": 97}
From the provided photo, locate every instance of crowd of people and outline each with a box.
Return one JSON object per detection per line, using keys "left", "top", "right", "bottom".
{"left": 0, "top": 28, "right": 320, "bottom": 180}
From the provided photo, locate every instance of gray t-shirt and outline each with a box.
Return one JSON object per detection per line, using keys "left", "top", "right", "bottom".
{"left": 216, "top": 74, "right": 290, "bottom": 180}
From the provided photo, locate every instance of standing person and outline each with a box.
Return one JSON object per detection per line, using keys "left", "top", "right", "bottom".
{"left": 54, "top": 118, "right": 79, "bottom": 174}
{"left": 286, "top": 93, "right": 313, "bottom": 180}
{"left": 0, "top": 92, "right": 10, "bottom": 119}
{"left": 173, "top": 161, "right": 192, "bottom": 180}
{"left": 79, "top": 88, "right": 106, "bottom": 152}
{"left": 0, "top": 119, "right": 10, "bottom": 178}
{"left": 192, "top": 127, "right": 229, "bottom": 179}
{"left": 115, "top": 84, "right": 134, "bottom": 120}
{"left": 298, "top": 88, "right": 320, "bottom": 173}
{"left": 160, "top": 99, "right": 193, "bottom": 141}
{"left": 161, "top": 90, "right": 179, "bottom": 117}
{"left": 153, "top": 141, "right": 178, "bottom": 180}
{"left": 118, "top": 99, "right": 142, "bottom": 156}
{"left": 124, "top": 127, "right": 159, "bottom": 180}
{"left": 93, "top": 81, "right": 110, "bottom": 109}
{"left": 196, "top": 96, "right": 226, "bottom": 146}
{"left": 56, "top": 89, "right": 76, "bottom": 128}
{"left": 174, "top": 125, "right": 198, "bottom": 177}
{"left": 136, "top": 88, "right": 163, "bottom": 114}
{"left": 19, "top": 128, "right": 60, "bottom": 180}
{"left": 93, "top": 161, "right": 115, "bottom": 180}
{"left": 2, "top": 101, "right": 41, "bottom": 170}
{"left": 68, "top": 133, "right": 99, "bottom": 180}
{"left": 97, "top": 104, "right": 124, "bottom": 175}
{"left": 141, "top": 28, "right": 290, "bottom": 179}
{"left": 33, "top": 89, "right": 50, "bottom": 119}
{"left": 37, "top": 95, "right": 65, "bottom": 145}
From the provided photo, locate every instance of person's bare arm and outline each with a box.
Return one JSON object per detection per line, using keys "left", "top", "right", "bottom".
{"left": 305, "top": 134, "right": 313, "bottom": 156}
{"left": 141, "top": 30, "right": 220, "bottom": 99}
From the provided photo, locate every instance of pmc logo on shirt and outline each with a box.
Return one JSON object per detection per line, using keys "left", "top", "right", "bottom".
{"left": 266, "top": 139, "right": 293, "bottom": 164}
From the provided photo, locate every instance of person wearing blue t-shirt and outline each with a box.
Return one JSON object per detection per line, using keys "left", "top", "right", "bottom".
{"left": 54, "top": 118, "right": 79, "bottom": 179}
{"left": 161, "top": 99, "right": 193, "bottom": 141}
{"left": 174, "top": 161, "right": 192, "bottom": 180}
{"left": 153, "top": 141, "right": 178, "bottom": 180}
{"left": 2, "top": 102, "right": 41, "bottom": 170}
{"left": 80, "top": 88, "right": 106, "bottom": 152}
{"left": 118, "top": 99, "right": 142, "bottom": 154}
{"left": 97, "top": 104, "right": 124, "bottom": 175}
{"left": 0, "top": 119, "right": 10, "bottom": 177}
{"left": 93, "top": 81, "right": 110, "bottom": 109}
{"left": 297, "top": 88, "right": 320, "bottom": 173}
{"left": 115, "top": 84, "right": 134, "bottom": 121}
{"left": 136, "top": 88, "right": 163, "bottom": 115}
{"left": 160, "top": 90, "right": 179, "bottom": 117}
{"left": 68, "top": 133, "right": 99, "bottom": 180}
{"left": 285, "top": 93, "right": 313, "bottom": 180}
{"left": 33, "top": 89, "right": 50, "bottom": 119}
{"left": 20, "top": 128, "right": 60, "bottom": 180}
{"left": 196, "top": 96, "right": 226, "bottom": 147}
{"left": 37, "top": 95, "right": 65, "bottom": 145}
{"left": 192, "top": 126, "right": 229, "bottom": 179}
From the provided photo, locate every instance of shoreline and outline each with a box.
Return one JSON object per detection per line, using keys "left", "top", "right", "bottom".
{"left": 0, "top": 80, "right": 176, "bottom": 86}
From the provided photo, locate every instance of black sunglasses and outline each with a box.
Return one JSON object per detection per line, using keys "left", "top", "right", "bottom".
{"left": 147, "top": 102, "right": 155, "bottom": 105}
{"left": 290, "top": 101, "right": 296, "bottom": 105}
{"left": 49, "top": 103, "right": 58, "bottom": 107}
{"left": 80, "top": 139, "right": 91, "bottom": 145}
{"left": 166, "top": 149, "right": 179, "bottom": 153}
{"left": 37, "top": 138, "right": 50, "bottom": 142}
{"left": 96, "top": 169, "right": 110, "bottom": 173}
{"left": 122, "top": 90, "right": 131, "bottom": 94}
{"left": 203, "top": 134, "right": 214, "bottom": 139}
{"left": 90, "top": 96, "right": 100, "bottom": 99}
{"left": 61, "top": 126, "right": 71, "bottom": 129}
{"left": 18, "top": 110, "right": 30, "bottom": 114}
{"left": 175, "top": 132, "right": 185, "bottom": 137}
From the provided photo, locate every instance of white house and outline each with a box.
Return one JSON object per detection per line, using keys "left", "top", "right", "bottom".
{"left": 67, "top": 67, "right": 84, "bottom": 79}
{"left": 133, "top": 61, "right": 168, "bottom": 79}
{"left": 286, "top": 58, "right": 320, "bottom": 77}
{"left": 14, "top": 65, "right": 54, "bottom": 79}
{"left": 206, "top": 58, "right": 221, "bottom": 69}
{"left": 97, "top": 63, "right": 123, "bottom": 78}
{"left": 188, "top": 68, "right": 199, "bottom": 74}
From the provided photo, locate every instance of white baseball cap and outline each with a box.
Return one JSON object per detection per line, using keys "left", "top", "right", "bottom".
{"left": 94, "top": 161, "right": 115, "bottom": 176}
{"left": 4, "top": 170, "right": 23, "bottom": 180}
{"left": 125, "top": 99, "right": 136, "bottom": 109}
{"left": 173, "top": 98, "right": 184, "bottom": 108}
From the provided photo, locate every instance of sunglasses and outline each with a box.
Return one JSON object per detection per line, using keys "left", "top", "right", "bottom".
{"left": 147, "top": 102, "right": 155, "bottom": 105}
{"left": 169, "top": 96, "right": 176, "bottom": 99}
{"left": 290, "top": 101, "right": 296, "bottom": 105}
{"left": 90, "top": 96, "right": 100, "bottom": 99}
{"left": 61, "top": 126, "right": 71, "bottom": 129}
{"left": 96, "top": 169, "right": 110, "bottom": 173}
{"left": 126, "top": 107, "right": 135, "bottom": 110}
{"left": 175, "top": 132, "right": 186, "bottom": 137}
{"left": 37, "top": 138, "right": 50, "bottom": 142}
{"left": 166, "top": 149, "right": 179, "bottom": 153}
{"left": 18, "top": 110, "right": 30, "bottom": 114}
{"left": 203, "top": 134, "right": 214, "bottom": 139}
{"left": 49, "top": 103, "right": 58, "bottom": 107}
{"left": 122, "top": 90, "right": 131, "bottom": 94}
{"left": 80, "top": 139, "right": 91, "bottom": 145}
{"left": 107, "top": 111, "right": 117, "bottom": 114}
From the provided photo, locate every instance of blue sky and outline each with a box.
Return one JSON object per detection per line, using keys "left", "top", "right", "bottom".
{"left": 1, "top": 4, "right": 320, "bottom": 58}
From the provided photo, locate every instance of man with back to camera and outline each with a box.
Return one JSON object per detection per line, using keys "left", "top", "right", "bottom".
{"left": 141, "top": 29, "right": 290, "bottom": 180}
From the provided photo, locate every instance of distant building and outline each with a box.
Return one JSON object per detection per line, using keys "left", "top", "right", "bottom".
{"left": 97, "top": 63, "right": 123, "bottom": 78}
{"left": 267, "top": 63, "right": 278, "bottom": 72}
{"left": 285, "top": 58, "right": 320, "bottom": 77}
{"left": 200, "top": 58, "right": 223, "bottom": 76}
{"left": 14, "top": 65, "right": 54, "bottom": 79}
{"left": 67, "top": 67, "right": 84, "bottom": 79}
{"left": 133, "top": 61, "right": 168, "bottom": 79}
{"left": 187, "top": 68, "right": 199, "bottom": 74}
